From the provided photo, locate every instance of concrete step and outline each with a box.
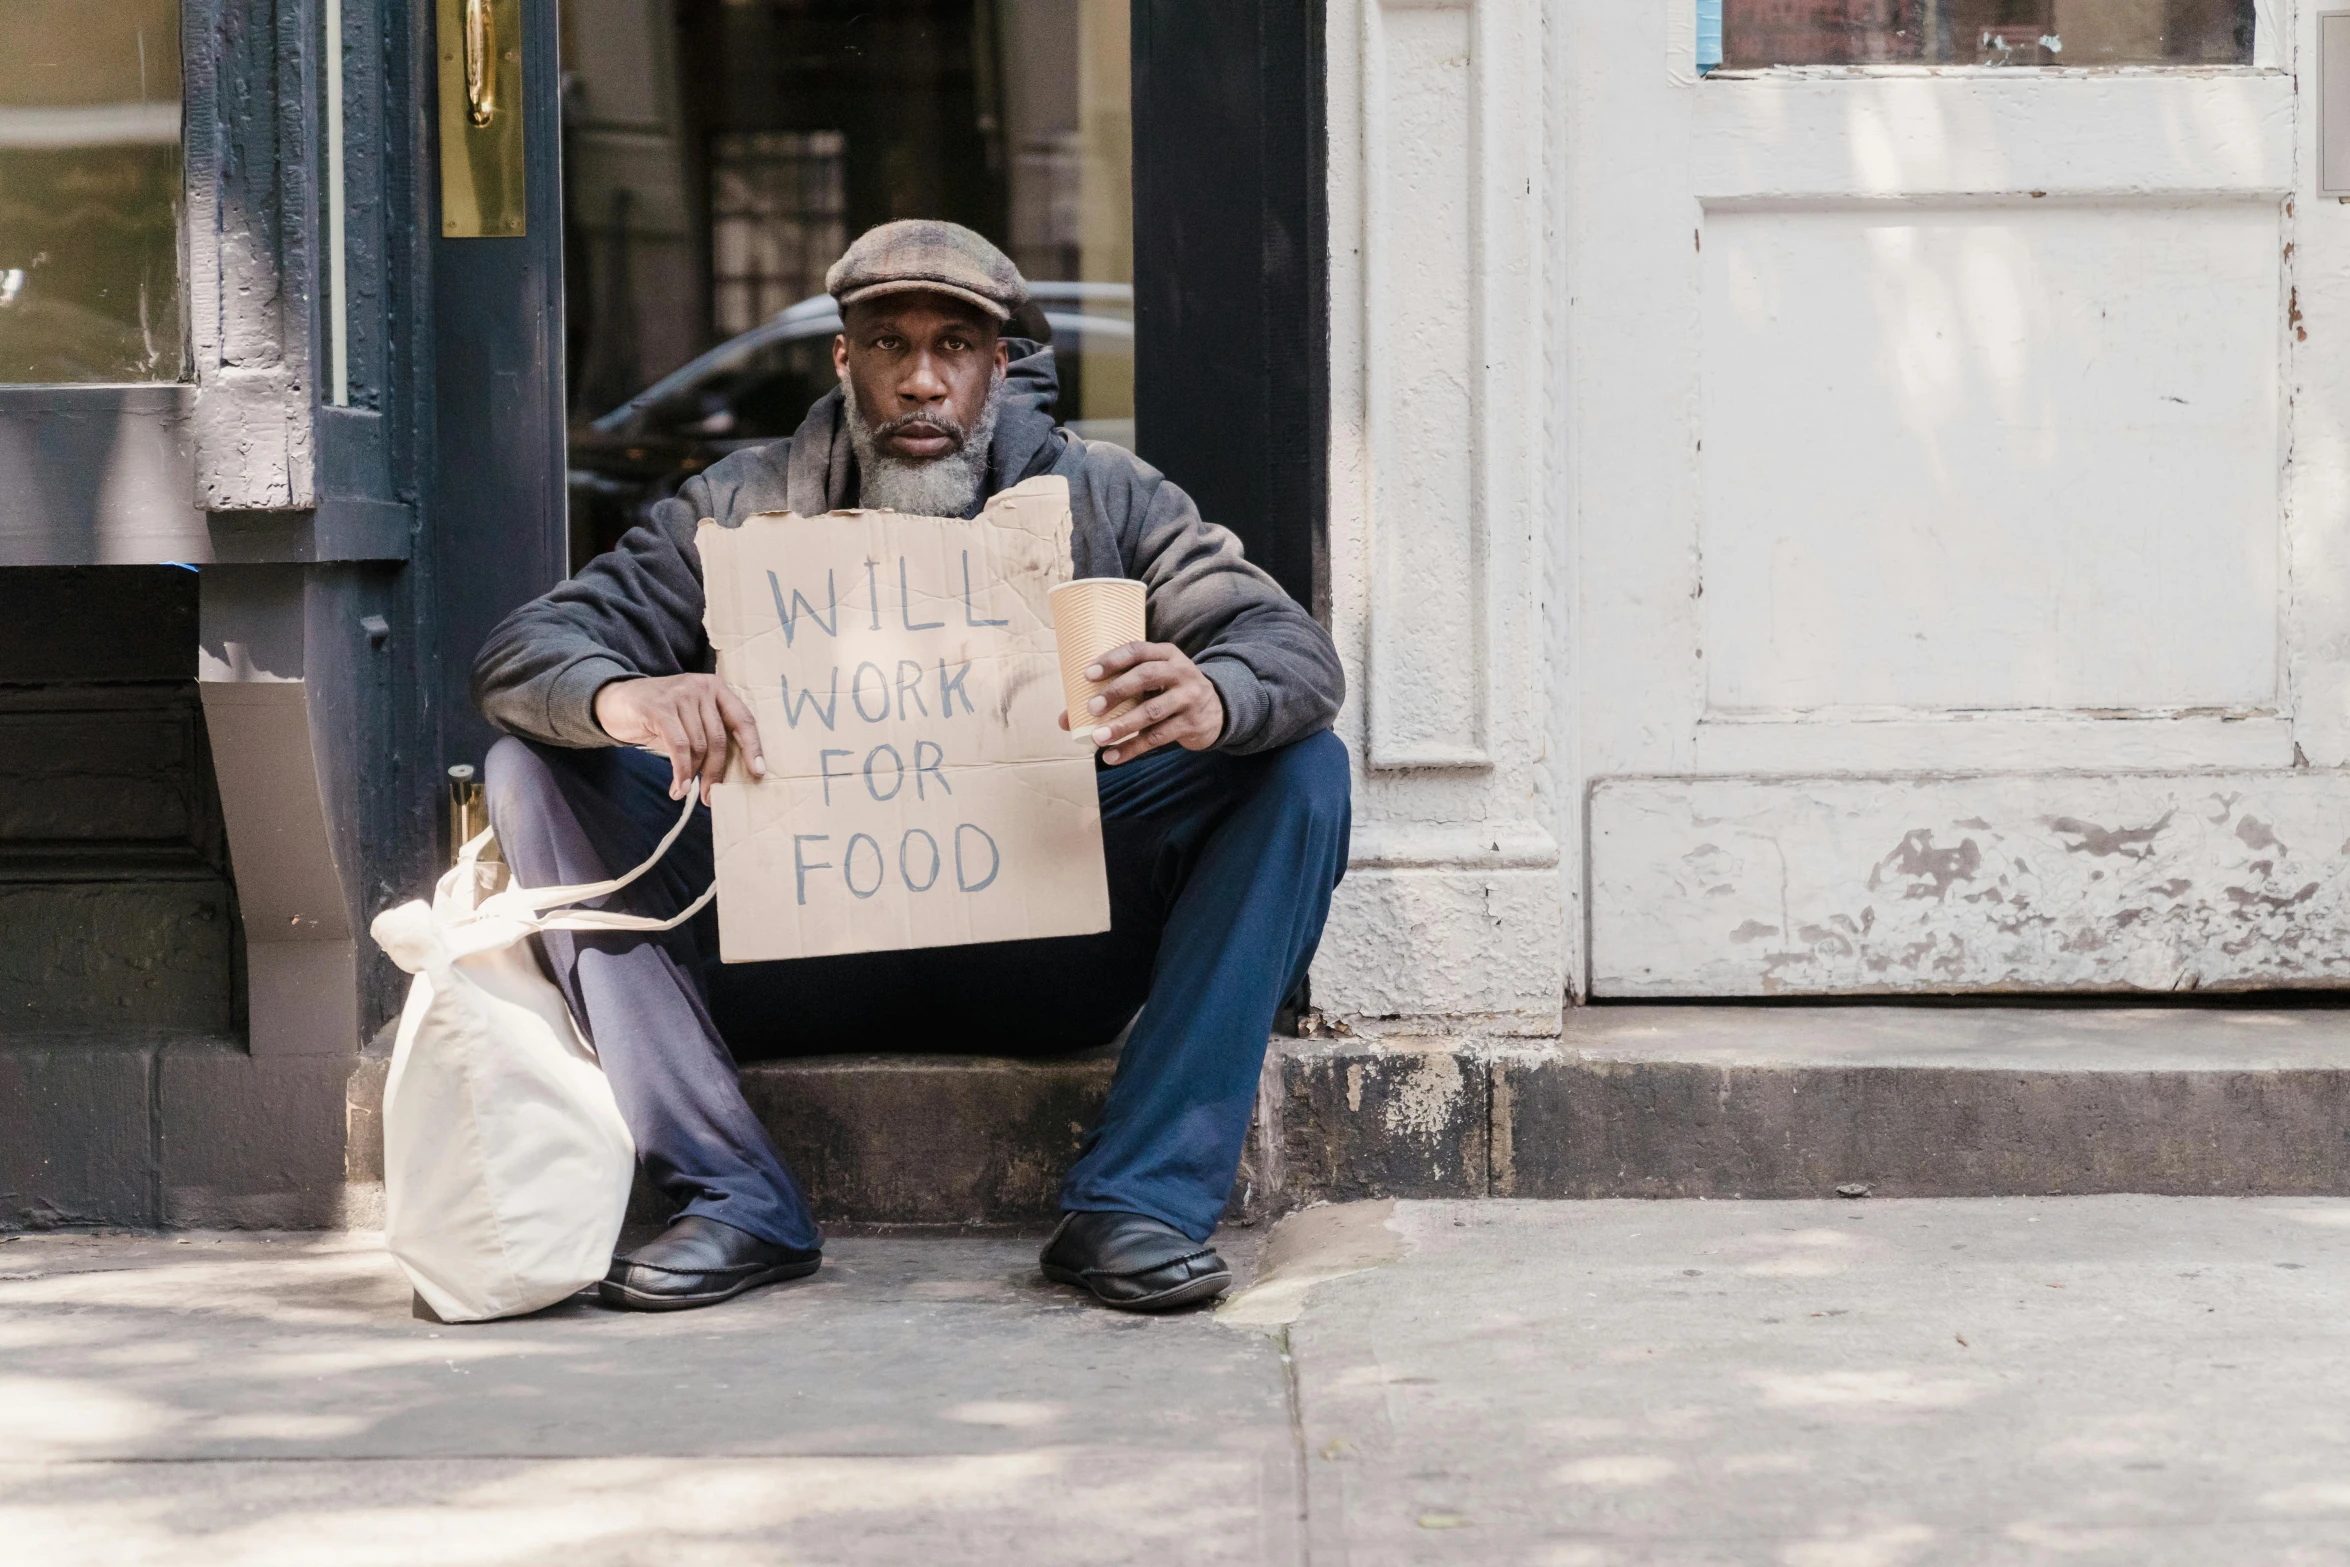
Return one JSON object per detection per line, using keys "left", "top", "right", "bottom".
{"left": 724, "top": 1047, "right": 1121, "bottom": 1227}
{"left": 719, "top": 1005, "right": 2350, "bottom": 1224}
{"left": 1369, "top": 1006, "right": 2350, "bottom": 1204}
{"left": 20, "top": 1006, "right": 2350, "bottom": 1230}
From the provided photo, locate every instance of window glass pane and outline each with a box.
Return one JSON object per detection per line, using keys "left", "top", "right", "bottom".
{"left": 1717, "top": 0, "right": 2254, "bottom": 68}
{"left": 562, "top": 0, "right": 1135, "bottom": 562}
{"left": 999, "top": 0, "right": 1132, "bottom": 436}
{"left": 0, "top": 0, "right": 184, "bottom": 382}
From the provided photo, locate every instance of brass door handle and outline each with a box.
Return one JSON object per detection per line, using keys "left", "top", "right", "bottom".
{"left": 464, "top": 0, "right": 497, "bottom": 125}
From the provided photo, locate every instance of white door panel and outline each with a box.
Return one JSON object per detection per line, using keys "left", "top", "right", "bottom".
{"left": 1702, "top": 199, "right": 2282, "bottom": 715}
{"left": 1593, "top": 772, "right": 2350, "bottom": 995}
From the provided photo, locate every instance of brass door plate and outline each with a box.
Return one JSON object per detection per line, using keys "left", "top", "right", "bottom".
{"left": 437, "top": 0, "right": 526, "bottom": 237}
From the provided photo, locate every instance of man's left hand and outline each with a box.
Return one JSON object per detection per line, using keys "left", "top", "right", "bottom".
{"left": 1061, "top": 641, "right": 1225, "bottom": 765}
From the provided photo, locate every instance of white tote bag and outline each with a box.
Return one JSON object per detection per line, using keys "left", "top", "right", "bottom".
{"left": 368, "top": 794, "right": 712, "bottom": 1322}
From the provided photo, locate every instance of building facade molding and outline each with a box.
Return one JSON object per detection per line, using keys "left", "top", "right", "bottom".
{"left": 1317, "top": 0, "right": 1567, "bottom": 1031}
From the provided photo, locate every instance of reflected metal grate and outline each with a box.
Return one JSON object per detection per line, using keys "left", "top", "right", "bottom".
{"left": 709, "top": 129, "right": 848, "bottom": 336}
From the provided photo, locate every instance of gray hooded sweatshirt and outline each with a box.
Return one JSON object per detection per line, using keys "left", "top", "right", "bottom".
{"left": 472, "top": 343, "right": 1344, "bottom": 755}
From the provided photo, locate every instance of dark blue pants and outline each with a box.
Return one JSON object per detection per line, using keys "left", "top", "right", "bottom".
{"left": 484, "top": 730, "right": 1351, "bottom": 1251}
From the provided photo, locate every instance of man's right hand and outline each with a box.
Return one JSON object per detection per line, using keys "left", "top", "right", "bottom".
{"left": 593, "top": 674, "right": 766, "bottom": 804}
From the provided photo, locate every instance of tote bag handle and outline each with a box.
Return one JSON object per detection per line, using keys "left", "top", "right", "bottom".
{"left": 452, "top": 789, "right": 718, "bottom": 941}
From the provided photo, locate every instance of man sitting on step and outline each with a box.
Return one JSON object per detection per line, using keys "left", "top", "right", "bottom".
{"left": 472, "top": 220, "right": 1350, "bottom": 1313}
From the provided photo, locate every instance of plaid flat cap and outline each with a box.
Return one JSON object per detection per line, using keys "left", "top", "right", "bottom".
{"left": 826, "top": 220, "right": 1030, "bottom": 321}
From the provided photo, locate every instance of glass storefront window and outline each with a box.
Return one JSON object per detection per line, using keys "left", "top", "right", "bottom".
{"left": 0, "top": 0, "right": 184, "bottom": 383}
{"left": 1710, "top": 0, "right": 2254, "bottom": 69}
{"left": 562, "top": 0, "right": 1135, "bottom": 561}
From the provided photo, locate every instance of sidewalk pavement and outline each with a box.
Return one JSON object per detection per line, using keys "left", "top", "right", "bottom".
{"left": 6, "top": 1197, "right": 2350, "bottom": 1566}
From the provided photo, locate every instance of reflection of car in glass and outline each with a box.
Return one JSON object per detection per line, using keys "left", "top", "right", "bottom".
{"left": 566, "top": 282, "right": 1134, "bottom": 564}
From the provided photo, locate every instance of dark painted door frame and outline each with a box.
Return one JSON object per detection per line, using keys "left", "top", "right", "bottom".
{"left": 428, "top": 0, "right": 572, "bottom": 779}
{"left": 1132, "top": 0, "right": 1329, "bottom": 620}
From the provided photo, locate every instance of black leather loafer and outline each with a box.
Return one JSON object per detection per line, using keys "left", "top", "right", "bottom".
{"left": 599, "top": 1214, "right": 821, "bottom": 1312}
{"left": 1039, "top": 1210, "right": 1232, "bottom": 1312}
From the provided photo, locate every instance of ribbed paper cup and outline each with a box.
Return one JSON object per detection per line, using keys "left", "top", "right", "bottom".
{"left": 1050, "top": 577, "right": 1147, "bottom": 746}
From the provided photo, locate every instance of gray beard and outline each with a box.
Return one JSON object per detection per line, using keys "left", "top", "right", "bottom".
{"left": 846, "top": 373, "right": 1005, "bottom": 517}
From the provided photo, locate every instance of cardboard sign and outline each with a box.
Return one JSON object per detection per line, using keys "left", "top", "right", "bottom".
{"left": 698, "top": 476, "right": 1109, "bottom": 963}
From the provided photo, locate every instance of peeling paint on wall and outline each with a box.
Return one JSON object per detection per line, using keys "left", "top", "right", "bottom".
{"left": 1593, "top": 775, "right": 2350, "bottom": 995}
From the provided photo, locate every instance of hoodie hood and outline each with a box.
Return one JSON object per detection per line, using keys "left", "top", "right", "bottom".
{"left": 781, "top": 338, "right": 1065, "bottom": 518}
